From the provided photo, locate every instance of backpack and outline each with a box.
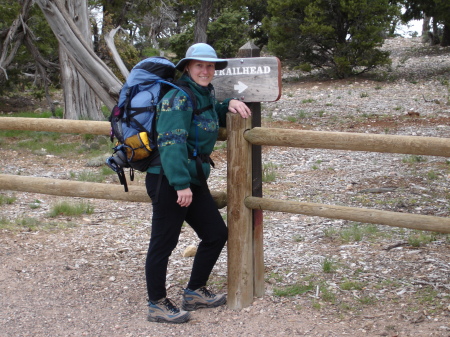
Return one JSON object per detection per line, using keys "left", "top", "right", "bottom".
{"left": 106, "top": 56, "right": 200, "bottom": 192}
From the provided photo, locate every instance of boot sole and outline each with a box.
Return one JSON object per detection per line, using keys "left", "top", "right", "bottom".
{"left": 147, "top": 312, "right": 191, "bottom": 324}
{"left": 182, "top": 296, "right": 227, "bottom": 311}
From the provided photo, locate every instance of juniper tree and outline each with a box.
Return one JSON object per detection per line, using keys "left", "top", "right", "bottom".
{"left": 263, "top": 0, "right": 398, "bottom": 78}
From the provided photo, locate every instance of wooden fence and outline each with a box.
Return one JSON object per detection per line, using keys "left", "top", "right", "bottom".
{"left": 1, "top": 116, "right": 450, "bottom": 311}
{"left": 225, "top": 113, "right": 450, "bottom": 309}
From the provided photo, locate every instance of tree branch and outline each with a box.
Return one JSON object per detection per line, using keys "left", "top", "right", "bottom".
{"left": 35, "top": 0, "right": 122, "bottom": 107}
{"left": 0, "top": 0, "right": 33, "bottom": 81}
{"left": 104, "top": 26, "right": 130, "bottom": 79}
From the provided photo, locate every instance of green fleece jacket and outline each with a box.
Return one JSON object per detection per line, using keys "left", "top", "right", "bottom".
{"left": 147, "top": 74, "right": 232, "bottom": 190}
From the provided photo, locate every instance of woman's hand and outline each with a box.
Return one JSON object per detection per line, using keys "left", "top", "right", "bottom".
{"left": 177, "top": 188, "right": 193, "bottom": 207}
{"left": 228, "top": 99, "right": 252, "bottom": 119}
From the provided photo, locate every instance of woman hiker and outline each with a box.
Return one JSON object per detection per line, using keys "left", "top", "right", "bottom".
{"left": 145, "top": 43, "right": 252, "bottom": 323}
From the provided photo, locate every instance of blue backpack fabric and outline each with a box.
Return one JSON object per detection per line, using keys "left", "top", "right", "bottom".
{"left": 117, "top": 57, "right": 176, "bottom": 142}
{"left": 106, "top": 56, "right": 198, "bottom": 192}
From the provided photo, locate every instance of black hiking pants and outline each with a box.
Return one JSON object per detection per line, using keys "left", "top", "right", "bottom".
{"left": 145, "top": 173, "right": 228, "bottom": 302}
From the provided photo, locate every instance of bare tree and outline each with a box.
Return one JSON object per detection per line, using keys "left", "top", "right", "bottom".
{"left": 194, "top": 0, "right": 214, "bottom": 43}
{"left": 35, "top": 0, "right": 122, "bottom": 115}
{"left": 58, "top": 0, "right": 104, "bottom": 120}
{"left": 1, "top": 0, "right": 59, "bottom": 114}
{"left": 0, "top": 0, "right": 33, "bottom": 82}
{"left": 143, "top": 0, "right": 177, "bottom": 49}
{"left": 22, "top": 26, "right": 60, "bottom": 115}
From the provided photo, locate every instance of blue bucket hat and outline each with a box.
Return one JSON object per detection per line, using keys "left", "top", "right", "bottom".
{"left": 175, "top": 43, "right": 228, "bottom": 71}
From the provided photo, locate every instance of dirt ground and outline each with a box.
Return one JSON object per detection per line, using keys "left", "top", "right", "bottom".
{"left": 1, "top": 37, "right": 450, "bottom": 336}
{"left": 1, "top": 193, "right": 449, "bottom": 337}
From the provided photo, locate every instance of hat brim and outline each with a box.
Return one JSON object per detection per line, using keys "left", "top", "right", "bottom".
{"left": 175, "top": 57, "right": 228, "bottom": 71}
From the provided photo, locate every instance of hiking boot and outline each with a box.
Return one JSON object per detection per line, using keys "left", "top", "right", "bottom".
{"left": 181, "top": 287, "right": 227, "bottom": 311}
{"left": 147, "top": 298, "right": 191, "bottom": 324}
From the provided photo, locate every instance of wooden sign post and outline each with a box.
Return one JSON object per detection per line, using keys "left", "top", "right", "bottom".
{"left": 218, "top": 47, "right": 282, "bottom": 309}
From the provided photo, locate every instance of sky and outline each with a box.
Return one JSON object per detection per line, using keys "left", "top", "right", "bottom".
{"left": 396, "top": 19, "right": 424, "bottom": 38}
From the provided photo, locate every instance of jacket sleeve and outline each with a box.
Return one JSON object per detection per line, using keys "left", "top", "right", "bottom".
{"left": 156, "top": 90, "right": 193, "bottom": 191}
{"left": 215, "top": 98, "right": 233, "bottom": 127}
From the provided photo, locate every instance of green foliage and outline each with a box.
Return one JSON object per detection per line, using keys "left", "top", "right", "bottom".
{"left": 324, "top": 222, "right": 382, "bottom": 243}
{"left": 242, "top": 0, "right": 269, "bottom": 47}
{"left": 297, "top": 63, "right": 313, "bottom": 72}
{"left": 0, "top": 217, "right": 41, "bottom": 231}
{"left": 207, "top": 8, "right": 250, "bottom": 58}
{"left": 340, "top": 279, "right": 364, "bottom": 291}
{"left": 0, "top": 215, "right": 77, "bottom": 232}
{"left": 264, "top": 0, "right": 395, "bottom": 78}
{"left": 262, "top": 162, "right": 277, "bottom": 182}
{"left": 402, "top": 155, "right": 427, "bottom": 163}
{"left": 48, "top": 201, "right": 94, "bottom": 217}
{"left": 322, "top": 257, "right": 337, "bottom": 273}
{"left": 262, "top": 0, "right": 309, "bottom": 60}
{"left": 274, "top": 282, "right": 314, "bottom": 297}
{"left": 0, "top": 2, "right": 59, "bottom": 94}
{"left": 407, "top": 231, "right": 438, "bottom": 247}
{"left": 166, "top": 27, "right": 196, "bottom": 63}
{"left": 358, "top": 295, "right": 376, "bottom": 305}
{"left": 166, "top": 8, "right": 251, "bottom": 60}
{"left": 15, "top": 133, "right": 76, "bottom": 156}
{"left": 70, "top": 170, "right": 108, "bottom": 183}
{"left": 0, "top": 0, "right": 21, "bottom": 30}
{"left": 0, "top": 194, "right": 16, "bottom": 205}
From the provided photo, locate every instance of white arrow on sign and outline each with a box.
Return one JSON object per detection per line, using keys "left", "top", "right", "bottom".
{"left": 234, "top": 81, "right": 248, "bottom": 93}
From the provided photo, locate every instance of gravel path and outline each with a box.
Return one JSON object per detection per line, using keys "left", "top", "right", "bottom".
{"left": 1, "top": 37, "right": 450, "bottom": 336}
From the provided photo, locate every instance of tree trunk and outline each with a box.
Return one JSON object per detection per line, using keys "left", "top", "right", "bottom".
{"left": 441, "top": 23, "right": 450, "bottom": 47}
{"left": 431, "top": 18, "right": 441, "bottom": 45}
{"left": 58, "top": 0, "right": 103, "bottom": 120}
{"left": 35, "top": 0, "right": 122, "bottom": 112}
{"left": 194, "top": 0, "right": 214, "bottom": 43}
{"left": 422, "top": 15, "right": 431, "bottom": 44}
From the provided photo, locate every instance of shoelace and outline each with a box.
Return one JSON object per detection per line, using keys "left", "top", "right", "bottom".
{"left": 161, "top": 298, "right": 180, "bottom": 313}
{"left": 198, "top": 287, "right": 215, "bottom": 298}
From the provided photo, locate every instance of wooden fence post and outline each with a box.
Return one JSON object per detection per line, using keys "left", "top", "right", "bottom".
{"left": 237, "top": 41, "right": 265, "bottom": 298}
{"left": 227, "top": 112, "right": 253, "bottom": 309}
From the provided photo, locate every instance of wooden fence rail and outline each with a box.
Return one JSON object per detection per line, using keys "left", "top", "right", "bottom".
{"left": 2, "top": 116, "right": 450, "bottom": 311}
{"left": 245, "top": 127, "right": 450, "bottom": 157}
{"left": 0, "top": 174, "right": 228, "bottom": 208}
{"left": 245, "top": 196, "right": 450, "bottom": 234}
{"left": 0, "top": 117, "right": 110, "bottom": 135}
{"left": 0, "top": 117, "right": 227, "bottom": 141}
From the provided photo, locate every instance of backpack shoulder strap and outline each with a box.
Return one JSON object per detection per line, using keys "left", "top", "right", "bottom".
{"left": 158, "top": 80, "right": 213, "bottom": 115}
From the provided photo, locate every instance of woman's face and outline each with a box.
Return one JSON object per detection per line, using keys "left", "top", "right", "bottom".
{"left": 186, "top": 60, "right": 215, "bottom": 87}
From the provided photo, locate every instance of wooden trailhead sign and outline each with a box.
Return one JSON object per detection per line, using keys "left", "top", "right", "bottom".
{"left": 212, "top": 57, "right": 282, "bottom": 103}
